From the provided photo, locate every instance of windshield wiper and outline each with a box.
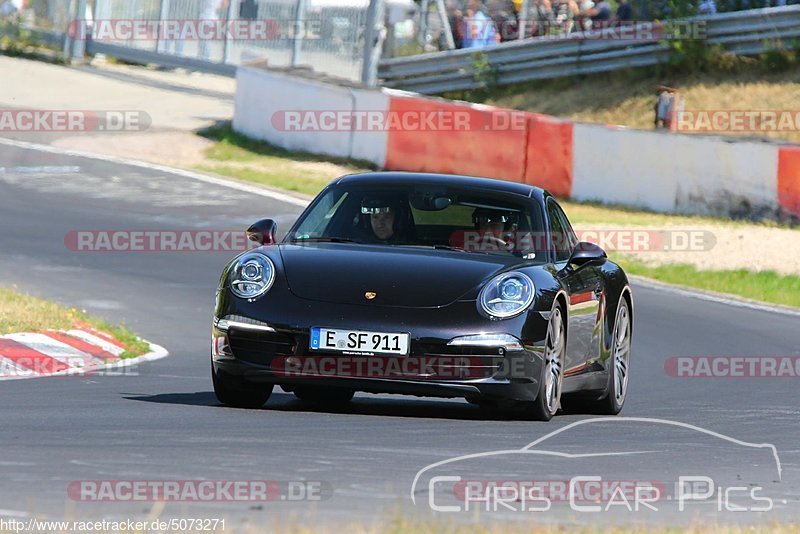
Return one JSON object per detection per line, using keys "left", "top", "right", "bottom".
{"left": 397, "top": 244, "right": 467, "bottom": 252}
{"left": 290, "top": 236, "right": 357, "bottom": 244}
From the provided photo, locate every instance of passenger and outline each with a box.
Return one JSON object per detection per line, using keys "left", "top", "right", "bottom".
{"left": 472, "top": 208, "right": 518, "bottom": 250}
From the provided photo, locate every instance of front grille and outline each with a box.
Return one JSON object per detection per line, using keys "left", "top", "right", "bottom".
{"left": 228, "top": 328, "right": 296, "bottom": 366}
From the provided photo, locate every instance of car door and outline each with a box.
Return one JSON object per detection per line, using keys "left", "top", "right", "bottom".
{"left": 547, "top": 199, "right": 602, "bottom": 375}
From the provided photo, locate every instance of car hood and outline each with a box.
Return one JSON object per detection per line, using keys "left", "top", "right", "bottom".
{"left": 279, "top": 243, "right": 521, "bottom": 308}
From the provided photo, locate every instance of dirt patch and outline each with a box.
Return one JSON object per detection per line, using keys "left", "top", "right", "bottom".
{"left": 577, "top": 223, "right": 800, "bottom": 275}
{"left": 51, "top": 131, "right": 215, "bottom": 167}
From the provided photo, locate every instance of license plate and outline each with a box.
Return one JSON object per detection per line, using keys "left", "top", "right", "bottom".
{"left": 310, "top": 327, "right": 410, "bottom": 355}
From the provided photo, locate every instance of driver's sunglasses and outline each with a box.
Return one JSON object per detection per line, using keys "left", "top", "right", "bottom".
{"left": 361, "top": 206, "right": 394, "bottom": 215}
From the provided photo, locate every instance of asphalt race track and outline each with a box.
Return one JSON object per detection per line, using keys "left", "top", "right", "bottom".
{"left": 1, "top": 138, "right": 799, "bottom": 528}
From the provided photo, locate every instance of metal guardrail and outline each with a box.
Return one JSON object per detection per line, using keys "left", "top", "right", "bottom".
{"left": 378, "top": 5, "right": 800, "bottom": 94}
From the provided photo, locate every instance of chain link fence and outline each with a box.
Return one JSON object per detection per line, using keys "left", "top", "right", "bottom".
{"left": 2, "top": 0, "right": 378, "bottom": 82}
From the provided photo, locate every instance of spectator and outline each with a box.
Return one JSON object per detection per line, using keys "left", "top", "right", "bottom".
{"left": 580, "top": 0, "right": 611, "bottom": 26}
{"left": 616, "top": 0, "right": 633, "bottom": 20}
{"left": 463, "top": 0, "right": 499, "bottom": 48}
{"left": 487, "top": 0, "right": 517, "bottom": 41}
{"left": 529, "top": 0, "right": 554, "bottom": 37}
{"left": 654, "top": 85, "right": 678, "bottom": 129}
{"left": 553, "top": 0, "right": 579, "bottom": 34}
{"left": 698, "top": 0, "right": 717, "bottom": 14}
{"left": 575, "top": 0, "right": 594, "bottom": 31}
{"left": 445, "top": 0, "right": 466, "bottom": 48}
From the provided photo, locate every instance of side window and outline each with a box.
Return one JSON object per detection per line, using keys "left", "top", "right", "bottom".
{"left": 547, "top": 200, "right": 574, "bottom": 262}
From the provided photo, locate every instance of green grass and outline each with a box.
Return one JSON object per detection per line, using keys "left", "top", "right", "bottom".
{"left": 195, "top": 122, "right": 372, "bottom": 196}
{"left": 0, "top": 285, "right": 149, "bottom": 359}
{"left": 613, "top": 255, "right": 800, "bottom": 308}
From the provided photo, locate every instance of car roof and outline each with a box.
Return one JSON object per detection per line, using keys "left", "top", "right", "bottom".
{"left": 334, "top": 172, "right": 546, "bottom": 199}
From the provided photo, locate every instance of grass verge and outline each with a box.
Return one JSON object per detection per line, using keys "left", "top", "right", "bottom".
{"left": 479, "top": 61, "right": 800, "bottom": 144}
{"left": 0, "top": 285, "right": 149, "bottom": 359}
{"left": 613, "top": 255, "right": 800, "bottom": 308}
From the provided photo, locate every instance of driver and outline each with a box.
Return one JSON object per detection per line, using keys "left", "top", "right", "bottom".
{"left": 359, "top": 194, "right": 411, "bottom": 243}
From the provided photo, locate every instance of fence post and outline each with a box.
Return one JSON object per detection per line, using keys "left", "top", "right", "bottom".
{"left": 418, "top": 0, "right": 430, "bottom": 46}
{"left": 68, "top": 0, "right": 88, "bottom": 62}
{"left": 222, "top": 0, "right": 236, "bottom": 64}
{"left": 435, "top": 0, "right": 455, "bottom": 49}
{"left": 291, "top": 0, "right": 308, "bottom": 67}
{"left": 518, "top": 0, "right": 530, "bottom": 39}
{"left": 361, "top": 0, "right": 386, "bottom": 85}
{"left": 155, "top": 0, "right": 168, "bottom": 54}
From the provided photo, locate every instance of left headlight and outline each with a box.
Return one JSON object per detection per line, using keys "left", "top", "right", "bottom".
{"left": 228, "top": 252, "right": 275, "bottom": 301}
{"left": 479, "top": 272, "right": 535, "bottom": 319}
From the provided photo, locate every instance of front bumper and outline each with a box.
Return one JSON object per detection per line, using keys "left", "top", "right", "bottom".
{"left": 212, "top": 302, "right": 548, "bottom": 402}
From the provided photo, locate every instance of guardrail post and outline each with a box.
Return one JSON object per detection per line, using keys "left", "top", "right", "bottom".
{"left": 361, "top": 0, "right": 386, "bottom": 85}
{"left": 291, "top": 0, "right": 308, "bottom": 67}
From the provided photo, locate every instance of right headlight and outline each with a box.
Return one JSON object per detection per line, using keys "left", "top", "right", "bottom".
{"left": 228, "top": 252, "right": 275, "bottom": 301}
{"left": 479, "top": 272, "right": 535, "bottom": 319}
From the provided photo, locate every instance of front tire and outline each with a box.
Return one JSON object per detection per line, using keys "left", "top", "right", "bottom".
{"left": 521, "top": 305, "right": 565, "bottom": 421}
{"left": 212, "top": 364, "right": 272, "bottom": 408}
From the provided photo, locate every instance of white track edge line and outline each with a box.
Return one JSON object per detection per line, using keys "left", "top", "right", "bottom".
{"left": 0, "top": 136, "right": 310, "bottom": 207}
{"left": 630, "top": 274, "right": 800, "bottom": 318}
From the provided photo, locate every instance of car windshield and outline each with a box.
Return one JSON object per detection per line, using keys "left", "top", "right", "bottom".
{"left": 286, "top": 183, "right": 546, "bottom": 259}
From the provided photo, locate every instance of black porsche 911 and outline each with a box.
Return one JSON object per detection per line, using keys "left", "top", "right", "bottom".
{"left": 212, "top": 172, "right": 633, "bottom": 420}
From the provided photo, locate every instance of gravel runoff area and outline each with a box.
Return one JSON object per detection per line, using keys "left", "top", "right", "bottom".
{"left": 2, "top": 55, "right": 797, "bottom": 276}
{"left": 575, "top": 223, "right": 800, "bottom": 276}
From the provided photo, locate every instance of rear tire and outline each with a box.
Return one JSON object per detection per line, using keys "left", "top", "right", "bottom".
{"left": 293, "top": 386, "right": 355, "bottom": 404}
{"left": 563, "top": 298, "right": 631, "bottom": 415}
{"left": 212, "top": 365, "right": 272, "bottom": 409}
{"left": 595, "top": 298, "right": 631, "bottom": 415}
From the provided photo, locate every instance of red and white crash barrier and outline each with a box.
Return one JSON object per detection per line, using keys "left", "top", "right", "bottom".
{"left": 233, "top": 66, "right": 799, "bottom": 220}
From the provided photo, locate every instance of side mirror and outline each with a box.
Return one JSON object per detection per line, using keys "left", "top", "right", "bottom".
{"left": 247, "top": 219, "right": 278, "bottom": 246}
{"left": 568, "top": 241, "right": 607, "bottom": 268}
